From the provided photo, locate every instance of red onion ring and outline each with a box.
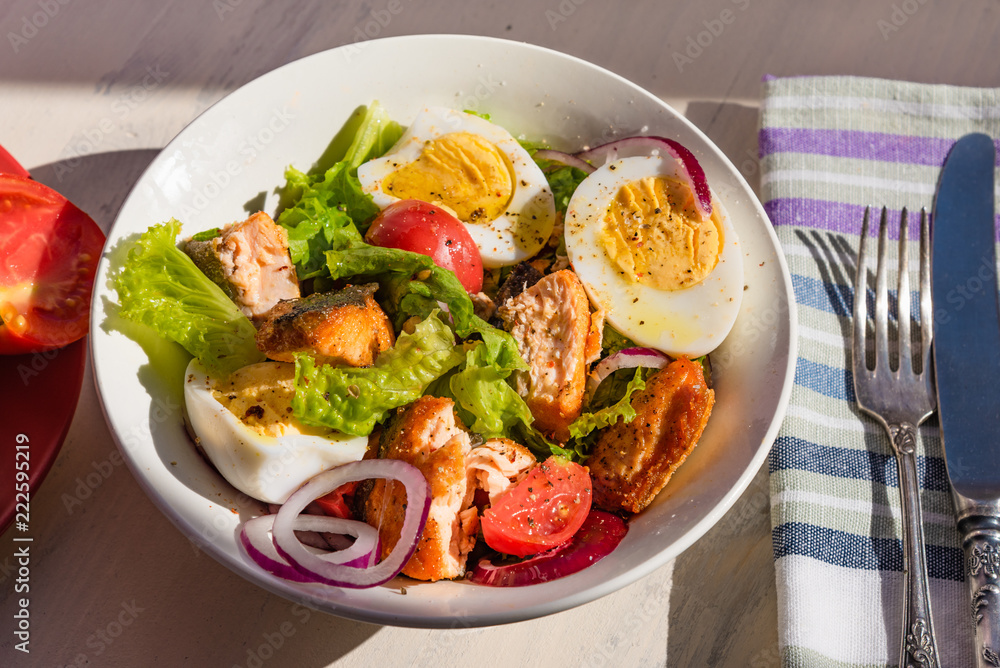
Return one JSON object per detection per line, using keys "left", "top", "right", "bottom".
{"left": 273, "top": 459, "right": 430, "bottom": 589}
{"left": 240, "top": 514, "right": 380, "bottom": 582}
{"left": 574, "top": 137, "right": 713, "bottom": 220}
{"left": 587, "top": 347, "right": 669, "bottom": 396}
{"left": 532, "top": 149, "right": 596, "bottom": 174}
{"left": 468, "top": 510, "right": 628, "bottom": 587}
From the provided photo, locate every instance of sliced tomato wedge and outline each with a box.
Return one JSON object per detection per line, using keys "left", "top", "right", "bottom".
{"left": 481, "top": 456, "right": 593, "bottom": 557}
{"left": 0, "top": 174, "right": 105, "bottom": 353}
{"left": 314, "top": 480, "right": 361, "bottom": 520}
{"left": 0, "top": 144, "right": 30, "bottom": 178}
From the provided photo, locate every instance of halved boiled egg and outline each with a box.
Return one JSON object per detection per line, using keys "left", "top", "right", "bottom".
{"left": 358, "top": 106, "right": 556, "bottom": 268}
{"left": 564, "top": 155, "right": 743, "bottom": 357}
{"left": 184, "top": 358, "right": 367, "bottom": 504}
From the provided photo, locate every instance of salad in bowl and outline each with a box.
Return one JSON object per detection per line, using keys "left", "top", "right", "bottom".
{"left": 91, "top": 35, "right": 794, "bottom": 627}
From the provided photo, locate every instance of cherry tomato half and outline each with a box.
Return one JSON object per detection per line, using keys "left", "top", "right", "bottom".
{"left": 0, "top": 174, "right": 105, "bottom": 354}
{"left": 365, "top": 199, "right": 484, "bottom": 294}
{"left": 481, "top": 456, "right": 593, "bottom": 557}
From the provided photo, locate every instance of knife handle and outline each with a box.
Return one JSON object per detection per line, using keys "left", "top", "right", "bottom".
{"left": 959, "top": 513, "right": 1000, "bottom": 667}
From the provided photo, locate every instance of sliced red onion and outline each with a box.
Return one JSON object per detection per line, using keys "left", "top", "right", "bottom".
{"left": 273, "top": 459, "right": 430, "bottom": 589}
{"left": 575, "top": 136, "right": 713, "bottom": 220}
{"left": 532, "top": 149, "right": 596, "bottom": 174}
{"left": 587, "top": 347, "right": 670, "bottom": 396}
{"left": 240, "top": 514, "right": 379, "bottom": 582}
{"left": 468, "top": 510, "right": 628, "bottom": 587}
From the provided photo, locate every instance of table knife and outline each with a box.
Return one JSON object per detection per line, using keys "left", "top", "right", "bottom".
{"left": 932, "top": 132, "right": 1000, "bottom": 668}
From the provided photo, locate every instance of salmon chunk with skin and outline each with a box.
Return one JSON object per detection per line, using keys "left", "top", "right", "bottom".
{"left": 587, "top": 358, "right": 714, "bottom": 514}
{"left": 498, "top": 269, "right": 593, "bottom": 442}
{"left": 254, "top": 284, "right": 394, "bottom": 367}
{"left": 184, "top": 212, "right": 300, "bottom": 323}
{"left": 362, "top": 397, "right": 476, "bottom": 582}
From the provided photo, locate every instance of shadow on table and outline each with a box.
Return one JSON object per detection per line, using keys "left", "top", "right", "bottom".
{"left": 684, "top": 100, "right": 762, "bottom": 197}
{"left": 30, "top": 148, "right": 161, "bottom": 234}
{"left": 665, "top": 465, "right": 780, "bottom": 666}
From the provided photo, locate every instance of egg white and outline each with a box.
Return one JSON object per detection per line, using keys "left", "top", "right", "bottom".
{"left": 564, "top": 155, "right": 743, "bottom": 357}
{"left": 183, "top": 359, "right": 368, "bottom": 504}
{"left": 357, "top": 106, "right": 556, "bottom": 268}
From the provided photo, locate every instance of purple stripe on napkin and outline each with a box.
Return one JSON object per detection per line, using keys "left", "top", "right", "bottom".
{"left": 764, "top": 198, "right": 1000, "bottom": 241}
{"left": 759, "top": 128, "right": 1000, "bottom": 167}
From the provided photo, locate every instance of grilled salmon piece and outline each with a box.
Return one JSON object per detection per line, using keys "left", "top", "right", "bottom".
{"left": 466, "top": 438, "right": 537, "bottom": 503}
{"left": 362, "top": 396, "right": 476, "bottom": 582}
{"left": 254, "top": 284, "right": 394, "bottom": 367}
{"left": 587, "top": 358, "right": 714, "bottom": 514}
{"left": 184, "top": 212, "right": 299, "bottom": 322}
{"left": 498, "top": 269, "right": 591, "bottom": 442}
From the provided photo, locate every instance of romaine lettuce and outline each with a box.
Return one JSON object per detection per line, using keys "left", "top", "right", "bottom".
{"left": 278, "top": 101, "right": 402, "bottom": 279}
{"left": 292, "top": 312, "right": 464, "bottom": 436}
{"left": 112, "top": 219, "right": 265, "bottom": 377}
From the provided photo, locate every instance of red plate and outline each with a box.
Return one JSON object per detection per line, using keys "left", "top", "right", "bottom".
{"left": 0, "top": 339, "right": 86, "bottom": 532}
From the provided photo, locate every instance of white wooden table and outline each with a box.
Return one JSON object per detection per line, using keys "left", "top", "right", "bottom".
{"left": 1, "top": 1, "right": 997, "bottom": 665}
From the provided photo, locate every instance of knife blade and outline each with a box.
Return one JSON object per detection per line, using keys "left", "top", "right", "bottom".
{"left": 932, "top": 131, "right": 1000, "bottom": 668}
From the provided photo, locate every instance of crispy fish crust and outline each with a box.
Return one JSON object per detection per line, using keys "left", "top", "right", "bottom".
{"left": 587, "top": 358, "right": 714, "bottom": 514}
{"left": 498, "top": 269, "right": 592, "bottom": 442}
{"left": 254, "top": 284, "right": 395, "bottom": 367}
{"left": 362, "top": 397, "right": 476, "bottom": 582}
{"left": 184, "top": 212, "right": 299, "bottom": 322}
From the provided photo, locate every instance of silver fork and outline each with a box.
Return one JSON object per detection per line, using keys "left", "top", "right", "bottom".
{"left": 852, "top": 206, "right": 941, "bottom": 667}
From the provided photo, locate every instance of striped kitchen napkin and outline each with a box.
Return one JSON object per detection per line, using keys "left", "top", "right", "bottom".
{"left": 761, "top": 75, "right": 1000, "bottom": 667}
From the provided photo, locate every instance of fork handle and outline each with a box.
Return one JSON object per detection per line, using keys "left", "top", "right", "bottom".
{"left": 956, "top": 509, "right": 1000, "bottom": 667}
{"left": 889, "top": 422, "right": 942, "bottom": 667}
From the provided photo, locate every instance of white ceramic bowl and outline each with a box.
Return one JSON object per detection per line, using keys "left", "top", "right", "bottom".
{"left": 91, "top": 35, "right": 796, "bottom": 628}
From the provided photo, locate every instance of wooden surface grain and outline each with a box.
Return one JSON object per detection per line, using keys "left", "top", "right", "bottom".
{"left": 1, "top": 1, "right": 997, "bottom": 666}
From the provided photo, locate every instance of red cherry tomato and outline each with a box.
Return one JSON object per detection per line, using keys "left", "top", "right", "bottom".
{"left": 314, "top": 480, "right": 360, "bottom": 520}
{"left": 0, "top": 174, "right": 105, "bottom": 353}
{"left": 481, "top": 456, "right": 593, "bottom": 557}
{"left": 365, "top": 199, "right": 484, "bottom": 294}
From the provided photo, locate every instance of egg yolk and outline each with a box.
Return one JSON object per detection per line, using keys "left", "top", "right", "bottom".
{"left": 212, "top": 362, "right": 331, "bottom": 438}
{"left": 381, "top": 131, "right": 514, "bottom": 224}
{"left": 600, "top": 176, "right": 723, "bottom": 291}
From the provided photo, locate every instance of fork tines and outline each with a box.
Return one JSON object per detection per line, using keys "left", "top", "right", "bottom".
{"left": 852, "top": 206, "right": 932, "bottom": 377}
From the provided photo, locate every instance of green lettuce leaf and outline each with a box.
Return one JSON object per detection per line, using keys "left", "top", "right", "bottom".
{"left": 341, "top": 101, "right": 404, "bottom": 171}
{"left": 601, "top": 324, "right": 639, "bottom": 357}
{"left": 278, "top": 101, "right": 403, "bottom": 279}
{"left": 292, "top": 312, "right": 464, "bottom": 436}
{"left": 279, "top": 162, "right": 373, "bottom": 279}
{"left": 111, "top": 219, "right": 265, "bottom": 377}
{"left": 441, "top": 334, "right": 531, "bottom": 438}
{"left": 545, "top": 165, "right": 590, "bottom": 214}
{"left": 567, "top": 366, "right": 646, "bottom": 445}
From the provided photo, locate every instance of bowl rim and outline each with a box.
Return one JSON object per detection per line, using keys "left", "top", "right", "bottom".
{"left": 90, "top": 33, "right": 798, "bottom": 628}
